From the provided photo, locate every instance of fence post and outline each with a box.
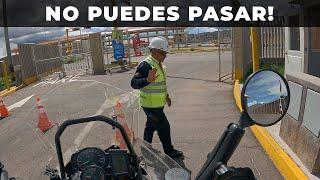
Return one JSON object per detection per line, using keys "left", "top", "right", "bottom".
{"left": 58, "top": 40, "right": 66, "bottom": 78}
{"left": 218, "top": 27, "right": 221, "bottom": 81}
{"left": 31, "top": 45, "right": 40, "bottom": 80}
{"left": 126, "top": 30, "right": 131, "bottom": 66}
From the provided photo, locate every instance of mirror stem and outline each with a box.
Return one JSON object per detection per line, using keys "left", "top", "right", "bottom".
{"left": 239, "top": 112, "right": 255, "bottom": 129}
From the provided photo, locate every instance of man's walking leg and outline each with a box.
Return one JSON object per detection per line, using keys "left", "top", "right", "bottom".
{"left": 154, "top": 108, "right": 183, "bottom": 158}
{"left": 143, "top": 108, "right": 156, "bottom": 144}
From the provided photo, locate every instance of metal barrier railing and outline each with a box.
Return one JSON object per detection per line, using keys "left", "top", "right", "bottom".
{"left": 63, "top": 53, "right": 92, "bottom": 74}
{"left": 34, "top": 53, "right": 92, "bottom": 79}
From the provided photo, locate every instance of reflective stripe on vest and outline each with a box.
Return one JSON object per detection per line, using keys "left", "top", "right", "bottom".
{"left": 139, "top": 56, "right": 167, "bottom": 108}
{"left": 140, "top": 88, "right": 167, "bottom": 93}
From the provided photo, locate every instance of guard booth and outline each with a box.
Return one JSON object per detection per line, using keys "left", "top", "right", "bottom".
{"left": 280, "top": 1, "right": 320, "bottom": 174}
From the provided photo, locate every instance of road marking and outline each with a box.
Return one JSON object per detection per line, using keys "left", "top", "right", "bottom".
{"left": 32, "top": 74, "right": 82, "bottom": 87}
{"left": 8, "top": 94, "right": 34, "bottom": 111}
{"left": 32, "top": 75, "right": 138, "bottom": 99}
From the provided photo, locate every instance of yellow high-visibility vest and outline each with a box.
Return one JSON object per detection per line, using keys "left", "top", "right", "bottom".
{"left": 139, "top": 56, "right": 167, "bottom": 108}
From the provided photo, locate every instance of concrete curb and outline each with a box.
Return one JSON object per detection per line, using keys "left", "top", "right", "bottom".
{"left": 0, "top": 86, "right": 18, "bottom": 97}
{"left": 233, "top": 80, "right": 308, "bottom": 180}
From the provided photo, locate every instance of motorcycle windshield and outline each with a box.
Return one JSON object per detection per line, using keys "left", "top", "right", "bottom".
{"left": 3, "top": 78, "right": 188, "bottom": 179}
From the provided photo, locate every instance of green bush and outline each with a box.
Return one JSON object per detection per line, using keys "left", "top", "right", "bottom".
{"left": 243, "top": 61, "right": 285, "bottom": 83}
{"left": 260, "top": 62, "right": 285, "bottom": 76}
{"left": 0, "top": 76, "right": 13, "bottom": 91}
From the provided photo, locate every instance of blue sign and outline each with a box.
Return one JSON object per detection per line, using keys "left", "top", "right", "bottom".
{"left": 112, "top": 40, "right": 125, "bottom": 60}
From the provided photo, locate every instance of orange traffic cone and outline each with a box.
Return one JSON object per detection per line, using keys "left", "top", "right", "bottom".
{"left": 0, "top": 96, "right": 10, "bottom": 118}
{"left": 115, "top": 100, "right": 122, "bottom": 109}
{"left": 115, "top": 129, "right": 127, "bottom": 149}
{"left": 132, "top": 131, "right": 136, "bottom": 142}
{"left": 36, "top": 97, "right": 53, "bottom": 133}
{"left": 112, "top": 101, "right": 135, "bottom": 149}
{"left": 114, "top": 101, "right": 125, "bottom": 119}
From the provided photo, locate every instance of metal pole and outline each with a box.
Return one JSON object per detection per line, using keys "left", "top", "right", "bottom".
{"left": 58, "top": 40, "right": 66, "bottom": 78}
{"left": 66, "top": 29, "right": 70, "bottom": 55}
{"left": 268, "top": 27, "right": 271, "bottom": 59}
{"left": 218, "top": 27, "right": 221, "bottom": 81}
{"left": 277, "top": 26, "right": 281, "bottom": 61}
{"left": 2, "top": 30, "right": 11, "bottom": 90}
{"left": 165, "top": 27, "right": 168, "bottom": 39}
{"left": 198, "top": 27, "right": 200, "bottom": 45}
{"left": 3, "top": 0, "right": 13, "bottom": 89}
{"left": 126, "top": 30, "right": 131, "bottom": 66}
{"left": 31, "top": 45, "right": 39, "bottom": 80}
{"left": 272, "top": 26, "right": 276, "bottom": 60}
{"left": 178, "top": 32, "right": 180, "bottom": 51}
{"left": 106, "top": 35, "right": 109, "bottom": 64}
{"left": 231, "top": 27, "right": 234, "bottom": 80}
{"left": 261, "top": 26, "right": 265, "bottom": 59}
{"left": 80, "top": 28, "right": 83, "bottom": 53}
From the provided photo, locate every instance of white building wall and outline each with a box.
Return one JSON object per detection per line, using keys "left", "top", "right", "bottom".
{"left": 285, "top": 27, "right": 305, "bottom": 75}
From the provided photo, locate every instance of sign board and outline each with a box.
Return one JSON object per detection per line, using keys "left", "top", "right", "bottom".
{"left": 132, "top": 34, "right": 142, "bottom": 56}
{"left": 112, "top": 40, "right": 125, "bottom": 60}
{"left": 174, "top": 34, "right": 186, "bottom": 43}
{"left": 112, "top": 30, "right": 123, "bottom": 42}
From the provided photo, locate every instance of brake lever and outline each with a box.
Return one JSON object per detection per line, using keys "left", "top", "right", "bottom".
{"left": 43, "top": 166, "right": 60, "bottom": 180}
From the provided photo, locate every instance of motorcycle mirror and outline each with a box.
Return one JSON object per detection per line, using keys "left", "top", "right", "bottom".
{"left": 241, "top": 70, "right": 290, "bottom": 127}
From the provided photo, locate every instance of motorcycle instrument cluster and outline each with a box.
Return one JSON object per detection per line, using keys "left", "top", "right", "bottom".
{"left": 68, "top": 147, "right": 132, "bottom": 179}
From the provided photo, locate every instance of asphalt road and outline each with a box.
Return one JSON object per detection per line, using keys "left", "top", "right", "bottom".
{"left": 0, "top": 51, "right": 282, "bottom": 179}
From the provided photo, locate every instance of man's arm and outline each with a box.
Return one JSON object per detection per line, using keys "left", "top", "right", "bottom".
{"left": 131, "top": 62, "right": 152, "bottom": 89}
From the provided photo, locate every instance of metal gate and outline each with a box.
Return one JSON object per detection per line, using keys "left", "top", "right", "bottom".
{"left": 32, "top": 42, "right": 93, "bottom": 79}
{"left": 62, "top": 53, "right": 92, "bottom": 75}
{"left": 34, "top": 53, "right": 93, "bottom": 80}
{"left": 218, "top": 27, "right": 234, "bottom": 84}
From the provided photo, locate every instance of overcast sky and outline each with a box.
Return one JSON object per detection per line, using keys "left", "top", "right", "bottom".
{"left": 0, "top": 27, "right": 217, "bottom": 58}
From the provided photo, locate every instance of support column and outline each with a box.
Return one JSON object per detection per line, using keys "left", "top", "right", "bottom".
{"left": 89, "top": 33, "right": 106, "bottom": 75}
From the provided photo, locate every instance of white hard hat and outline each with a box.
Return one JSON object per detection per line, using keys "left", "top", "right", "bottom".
{"left": 148, "top": 36, "right": 169, "bottom": 53}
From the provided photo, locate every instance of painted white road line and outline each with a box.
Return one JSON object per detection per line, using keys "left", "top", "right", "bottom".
{"left": 8, "top": 94, "right": 34, "bottom": 111}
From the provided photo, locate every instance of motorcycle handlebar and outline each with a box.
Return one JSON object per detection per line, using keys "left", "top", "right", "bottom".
{"left": 55, "top": 115, "right": 140, "bottom": 179}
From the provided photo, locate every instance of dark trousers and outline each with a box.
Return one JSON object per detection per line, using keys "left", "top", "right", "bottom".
{"left": 142, "top": 107, "right": 174, "bottom": 153}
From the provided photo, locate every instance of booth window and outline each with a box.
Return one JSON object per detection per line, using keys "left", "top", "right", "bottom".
{"left": 289, "top": 15, "right": 300, "bottom": 51}
{"left": 290, "top": 27, "right": 300, "bottom": 51}
{"left": 310, "top": 28, "right": 320, "bottom": 50}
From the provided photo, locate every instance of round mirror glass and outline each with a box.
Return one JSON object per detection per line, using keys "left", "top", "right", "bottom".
{"left": 242, "top": 70, "right": 290, "bottom": 126}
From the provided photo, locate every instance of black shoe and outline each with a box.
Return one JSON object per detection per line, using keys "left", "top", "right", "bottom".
{"left": 165, "top": 149, "right": 183, "bottom": 158}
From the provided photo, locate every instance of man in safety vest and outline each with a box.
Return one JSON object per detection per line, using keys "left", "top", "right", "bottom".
{"left": 131, "top": 37, "right": 183, "bottom": 158}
